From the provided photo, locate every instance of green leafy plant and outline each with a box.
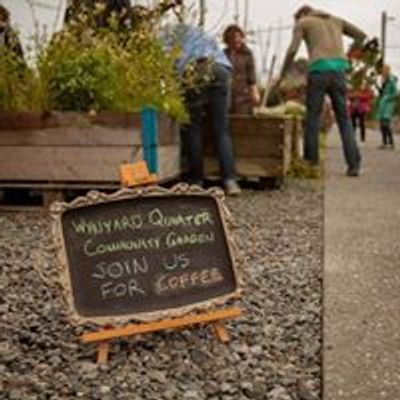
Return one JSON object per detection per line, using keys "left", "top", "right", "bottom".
{"left": 37, "top": 14, "right": 187, "bottom": 121}
{"left": 1, "top": 8, "right": 188, "bottom": 122}
{"left": 348, "top": 38, "right": 382, "bottom": 90}
{"left": 0, "top": 45, "right": 32, "bottom": 111}
{"left": 38, "top": 29, "right": 128, "bottom": 112}
{"left": 120, "top": 27, "right": 187, "bottom": 120}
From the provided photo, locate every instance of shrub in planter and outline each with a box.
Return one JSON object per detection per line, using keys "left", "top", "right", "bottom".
{"left": 1, "top": 10, "right": 187, "bottom": 122}
{"left": 36, "top": 17, "right": 187, "bottom": 121}
{"left": 0, "top": 12, "right": 190, "bottom": 184}
{"left": 0, "top": 46, "right": 33, "bottom": 111}
{"left": 38, "top": 32, "right": 128, "bottom": 112}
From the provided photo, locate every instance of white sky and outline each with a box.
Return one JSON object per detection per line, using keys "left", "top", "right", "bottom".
{"left": 2, "top": 0, "right": 400, "bottom": 79}
{"left": 204, "top": 0, "right": 400, "bottom": 78}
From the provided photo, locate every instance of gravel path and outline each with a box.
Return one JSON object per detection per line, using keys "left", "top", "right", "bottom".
{"left": 0, "top": 180, "right": 323, "bottom": 400}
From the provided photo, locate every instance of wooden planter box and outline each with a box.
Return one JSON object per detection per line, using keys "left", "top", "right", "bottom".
{"left": 291, "top": 116, "right": 304, "bottom": 161}
{"left": 204, "top": 115, "right": 294, "bottom": 180}
{"left": 0, "top": 111, "right": 180, "bottom": 188}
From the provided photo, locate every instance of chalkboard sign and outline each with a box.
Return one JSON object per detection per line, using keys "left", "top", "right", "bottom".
{"left": 52, "top": 184, "right": 241, "bottom": 324}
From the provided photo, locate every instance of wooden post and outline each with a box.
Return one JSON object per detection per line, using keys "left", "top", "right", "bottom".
{"left": 140, "top": 107, "right": 158, "bottom": 174}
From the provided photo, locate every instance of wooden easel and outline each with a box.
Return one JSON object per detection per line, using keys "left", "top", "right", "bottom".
{"left": 119, "top": 160, "right": 157, "bottom": 188}
{"left": 81, "top": 307, "right": 242, "bottom": 364}
{"left": 79, "top": 161, "right": 242, "bottom": 363}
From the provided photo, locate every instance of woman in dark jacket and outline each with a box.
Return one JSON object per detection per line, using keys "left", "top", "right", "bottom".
{"left": 0, "top": 5, "right": 25, "bottom": 64}
{"left": 223, "top": 24, "right": 260, "bottom": 114}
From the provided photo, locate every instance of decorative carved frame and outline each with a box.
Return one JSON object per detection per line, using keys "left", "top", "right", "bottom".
{"left": 51, "top": 183, "right": 244, "bottom": 326}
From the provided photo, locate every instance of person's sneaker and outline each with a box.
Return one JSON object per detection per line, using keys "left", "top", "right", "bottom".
{"left": 378, "top": 144, "right": 387, "bottom": 149}
{"left": 347, "top": 167, "right": 360, "bottom": 177}
{"left": 224, "top": 179, "right": 241, "bottom": 196}
{"left": 388, "top": 144, "right": 395, "bottom": 150}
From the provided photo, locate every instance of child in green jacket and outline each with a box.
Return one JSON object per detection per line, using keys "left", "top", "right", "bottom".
{"left": 378, "top": 65, "right": 398, "bottom": 149}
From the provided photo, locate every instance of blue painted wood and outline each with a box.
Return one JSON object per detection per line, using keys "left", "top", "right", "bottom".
{"left": 140, "top": 107, "right": 158, "bottom": 174}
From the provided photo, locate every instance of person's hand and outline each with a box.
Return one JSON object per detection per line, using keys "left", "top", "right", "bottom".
{"left": 251, "top": 86, "right": 261, "bottom": 106}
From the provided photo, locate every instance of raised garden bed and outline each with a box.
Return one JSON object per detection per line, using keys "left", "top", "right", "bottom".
{"left": 0, "top": 111, "right": 180, "bottom": 188}
{"left": 204, "top": 115, "right": 296, "bottom": 185}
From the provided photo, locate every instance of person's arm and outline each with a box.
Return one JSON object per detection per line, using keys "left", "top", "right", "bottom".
{"left": 341, "top": 18, "right": 367, "bottom": 47}
{"left": 245, "top": 50, "right": 260, "bottom": 105}
{"left": 245, "top": 50, "right": 256, "bottom": 85}
{"left": 279, "top": 23, "right": 303, "bottom": 81}
{"left": 386, "top": 78, "right": 398, "bottom": 101}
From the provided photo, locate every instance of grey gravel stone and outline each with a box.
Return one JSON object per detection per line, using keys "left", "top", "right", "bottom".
{"left": 184, "top": 390, "right": 201, "bottom": 399}
{"left": 79, "top": 361, "right": 98, "bottom": 374}
{"left": 9, "top": 389, "right": 24, "bottom": 400}
{"left": 150, "top": 370, "right": 168, "bottom": 384}
{"left": 297, "top": 377, "right": 318, "bottom": 400}
{"left": 99, "top": 385, "right": 111, "bottom": 395}
{"left": 267, "top": 385, "right": 292, "bottom": 400}
{"left": 0, "top": 180, "right": 322, "bottom": 399}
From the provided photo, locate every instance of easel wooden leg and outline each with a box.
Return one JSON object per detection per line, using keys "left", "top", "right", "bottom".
{"left": 83, "top": 308, "right": 242, "bottom": 363}
{"left": 97, "top": 341, "right": 110, "bottom": 364}
{"left": 212, "top": 322, "right": 230, "bottom": 343}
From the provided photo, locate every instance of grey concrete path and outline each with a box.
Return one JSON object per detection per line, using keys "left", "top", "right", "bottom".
{"left": 324, "top": 129, "right": 400, "bottom": 399}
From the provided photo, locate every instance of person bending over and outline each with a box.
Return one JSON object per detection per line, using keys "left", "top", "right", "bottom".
{"left": 278, "top": 5, "right": 366, "bottom": 176}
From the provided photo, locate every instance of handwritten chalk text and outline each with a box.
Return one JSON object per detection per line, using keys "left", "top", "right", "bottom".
{"left": 83, "top": 237, "right": 160, "bottom": 257}
{"left": 155, "top": 267, "right": 224, "bottom": 294}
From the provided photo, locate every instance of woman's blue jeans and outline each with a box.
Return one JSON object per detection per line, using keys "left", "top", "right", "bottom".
{"left": 182, "top": 63, "right": 236, "bottom": 183}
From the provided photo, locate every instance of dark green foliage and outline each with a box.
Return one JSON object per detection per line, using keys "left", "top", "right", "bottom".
{"left": 348, "top": 38, "right": 382, "bottom": 90}
{"left": 0, "top": 41, "right": 32, "bottom": 111}
{"left": 0, "top": 9, "right": 187, "bottom": 121}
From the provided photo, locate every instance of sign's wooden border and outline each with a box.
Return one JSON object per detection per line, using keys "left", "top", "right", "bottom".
{"left": 51, "top": 183, "right": 244, "bottom": 326}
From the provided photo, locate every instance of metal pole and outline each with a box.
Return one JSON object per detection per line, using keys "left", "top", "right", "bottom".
{"left": 234, "top": 0, "right": 239, "bottom": 24}
{"left": 275, "top": 19, "right": 283, "bottom": 66}
{"left": 381, "top": 11, "right": 387, "bottom": 65}
{"left": 243, "top": 0, "right": 249, "bottom": 30}
{"left": 264, "top": 26, "right": 272, "bottom": 73}
{"left": 199, "top": 0, "right": 206, "bottom": 27}
{"left": 261, "top": 54, "right": 277, "bottom": 107}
